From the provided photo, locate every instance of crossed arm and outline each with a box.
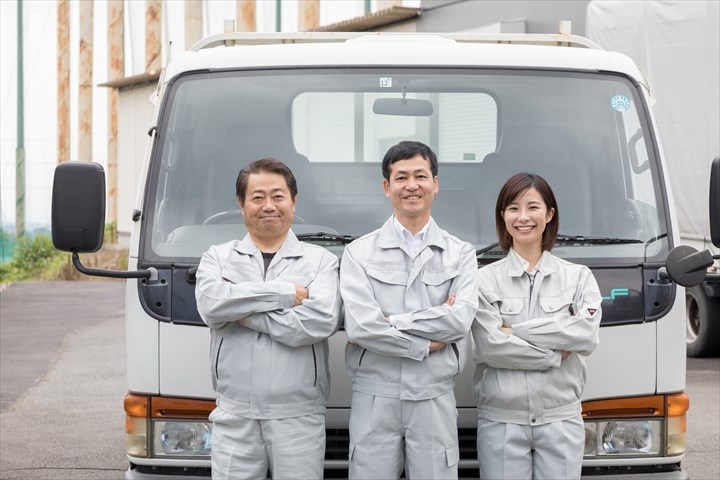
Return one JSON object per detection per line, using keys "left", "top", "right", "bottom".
{"left": 473, "top": 269, "right": 602, "bottom": 370}
{"left": 195, "top": 247, "right": 341, "bottom": 347}
{"left": 341, "top": 244, "right": 478, "bottom": 361}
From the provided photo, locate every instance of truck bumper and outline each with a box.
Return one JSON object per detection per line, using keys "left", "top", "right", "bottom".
{"left": 581, "top": 468, "right": 688, "bottom": 480}
{"left": 126, "top": 464, "right": 211, "bottom": 479}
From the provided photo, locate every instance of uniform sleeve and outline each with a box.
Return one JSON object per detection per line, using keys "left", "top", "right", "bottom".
{"left": 242, "top": 250, "right": 342, "bottom": 347}
{"left": 341, "top": 246, "right": 430, "bottom": 361}
{"left": 472, "top": 270, "right": 561, "bottom": 371}
{"left": 510, "top": 267, "right": 602, "bottom": 356}
{"left": 194, "top": 246, "right": 296, "bottom": 329}
{"left": 390, "top": 242, "right": 479, "bottom": 343}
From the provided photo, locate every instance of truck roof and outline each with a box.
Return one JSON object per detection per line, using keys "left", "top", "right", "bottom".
{"left": 163, "top": 32, "right": 645, "bottom": 85}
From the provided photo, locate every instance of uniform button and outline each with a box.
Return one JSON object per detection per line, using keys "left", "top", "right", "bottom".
{"left": 531, "top": 419, "right": 536, "bottom": 423}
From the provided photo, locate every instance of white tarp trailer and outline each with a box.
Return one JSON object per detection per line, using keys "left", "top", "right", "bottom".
{"left": 587, "top": 0, "right": 720, "bottom": 356}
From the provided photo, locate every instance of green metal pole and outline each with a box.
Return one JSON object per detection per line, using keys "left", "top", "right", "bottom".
{"left": 275, "top": 0, "right": 281, "bottom": 32}
{"left": 16, "top": 0, "right": 25, "bottom": 238}
{"left": 365, "top": 0, "right": 371, "bottom": 15}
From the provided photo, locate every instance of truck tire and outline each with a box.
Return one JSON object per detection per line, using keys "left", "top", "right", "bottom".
{"left": 686, "top": 285, "right": 720, "bottom": 357}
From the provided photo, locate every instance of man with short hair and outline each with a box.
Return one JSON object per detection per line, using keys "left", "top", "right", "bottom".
{"left": 195, "top": 158, "right": 342, "bottom": 479}
{"left": 341, "top": 141, "right": 479, "bottom": 479}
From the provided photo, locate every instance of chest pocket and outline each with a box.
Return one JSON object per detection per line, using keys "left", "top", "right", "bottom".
{"left": 367, "top": 267, "right": 408, "bottom": 309}
{"left": 539, "top": 289, "right": 576, "bottom": 315}
{"left": 220, "top": 264, "right": 262, "bottom": 284}
{"left": 367, "top": 267, "right": 408, "bottom": 286}
{"left": 497, "top": 297, "right": 525, "bottom": 325}
{"left": 420, "top": 269, "right": 458, "bottom": 286}
{"left": 421, "top": 269, "right": 458, "bottom": 305}
{"left": 499, "top": 298, "right": 525, "bottom": 315}
{"left": 281, "top": 274, "right": 313, "bottom": 286}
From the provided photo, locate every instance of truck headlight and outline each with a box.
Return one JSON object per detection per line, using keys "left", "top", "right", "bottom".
{"left": 152, "top": 420, "right": 212, "bottom": 456}
{"left": 600, "top": 420, "right": 661, "bottom": 454}
{"left": 582, "top": 393, "right": 688, "bottom": 459}
{"left": 584, "top": 419, "right": 662, "bottom": 456}
{"left": 584, "top": 422, "right": 597, "bottom": 455}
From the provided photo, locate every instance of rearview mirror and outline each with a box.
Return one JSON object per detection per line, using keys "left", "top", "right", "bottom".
{"left": 51, "top": 162, "right": 106, "bottom": 253}
{"left": 373, "top": 98, "right": 434, "bottom": 117}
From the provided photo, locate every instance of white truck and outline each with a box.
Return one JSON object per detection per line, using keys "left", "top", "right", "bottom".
{"left": 52, "top": 26, "right": 720, "bottom": 479}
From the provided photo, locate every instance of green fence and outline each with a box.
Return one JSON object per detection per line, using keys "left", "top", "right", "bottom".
{"left": 1, "top": 231, "right": 18, "bottom": 264}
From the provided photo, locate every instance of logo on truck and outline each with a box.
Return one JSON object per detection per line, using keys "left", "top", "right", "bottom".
{"left": 602, "top": 288, "right": 630, "bottom": 301}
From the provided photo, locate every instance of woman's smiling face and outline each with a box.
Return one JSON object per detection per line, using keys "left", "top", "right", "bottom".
{"left": 502, "top": 187, "right": 555, "bottom": 250}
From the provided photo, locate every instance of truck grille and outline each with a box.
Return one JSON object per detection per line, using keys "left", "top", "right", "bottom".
{"left": 325, "top": 428, "right": 478, "bottom": 461}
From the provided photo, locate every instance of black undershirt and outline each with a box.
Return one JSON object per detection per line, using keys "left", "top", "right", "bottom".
{"left": 261, "top": 251, "right": 276, "bottom": 273}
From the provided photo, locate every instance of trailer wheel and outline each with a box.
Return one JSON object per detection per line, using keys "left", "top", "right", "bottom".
{"left": 686, "top": 285, "right": 720, "bottom": 357}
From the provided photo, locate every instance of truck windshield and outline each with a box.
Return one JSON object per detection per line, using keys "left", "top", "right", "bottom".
{"left": 143, "top": 68, "right": 668, "bottom": 263}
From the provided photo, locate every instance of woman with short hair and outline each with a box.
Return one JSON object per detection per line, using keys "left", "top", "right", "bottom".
{"left": 472, "top": 172, "right": 602, "bottom": 479}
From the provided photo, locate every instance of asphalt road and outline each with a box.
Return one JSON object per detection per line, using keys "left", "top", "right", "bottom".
{"left": 0, "top": 281, "right": 718, "bottom": 480}
{"left": 0, "top": 281, "right": 127, "bottom": 480}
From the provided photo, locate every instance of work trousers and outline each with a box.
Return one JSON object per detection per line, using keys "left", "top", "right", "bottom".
{"left": 209, "top": 407, "right": 325, "bottom": 480}
{"left": 476, "top": 414, "right": 585, "bottom": 480}
{"left": 348, "top": 391, "right": 460, "bottom": 480}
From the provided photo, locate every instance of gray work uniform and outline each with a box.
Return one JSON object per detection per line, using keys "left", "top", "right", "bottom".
{"left": 472, "top": 248, "right": 602, "bottom": 479}
{"left": 341, "top": 216, "right": 478, "bottom": 479}
{"left": 195, "top": 231, "right": 342, "bottom": 479}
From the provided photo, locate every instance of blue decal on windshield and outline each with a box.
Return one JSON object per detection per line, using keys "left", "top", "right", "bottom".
{"left": 611, "top": 95, "right": 631, "bottom": 112}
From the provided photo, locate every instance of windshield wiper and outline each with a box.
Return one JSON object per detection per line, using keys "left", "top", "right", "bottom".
{"left": 477, "top": 234, "right": 643, "bottom": 256}
{"left": 556, "top": 234, "right": 643, "bottom": 245}
{"left": 296, "top": 232, "right": 357, "bottom": 244}
{"left": 476, "top": 243, "right": 500, "bottom": 256}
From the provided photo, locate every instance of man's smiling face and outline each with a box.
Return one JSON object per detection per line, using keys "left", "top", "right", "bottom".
{"left": 383, "top": 154, "right": 439, "bottom": 225}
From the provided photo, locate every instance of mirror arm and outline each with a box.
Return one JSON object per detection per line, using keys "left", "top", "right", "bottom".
{"left": 72, "top": 252, "right": 156, "bottom": 280}
{"left": 185, "top": 266, "right": 198, "bottom": 284}
{"left": 656, "top": 267, "right": 671, "bottom": 283}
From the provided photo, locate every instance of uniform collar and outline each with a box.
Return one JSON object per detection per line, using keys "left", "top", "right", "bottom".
{"left": 507, "top": 248, "right": 556, "bottom": 277}
{"left": 378, "top": 215, "right": 446, "bottom": 251}
{"left": 234, "top": 229, "right": 304, "bottom": 258}
{"left": 393, "top": 215, "right": 429, "bottom": 242}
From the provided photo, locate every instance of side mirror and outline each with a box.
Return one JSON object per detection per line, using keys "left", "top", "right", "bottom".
{"left": 52, "top": 162, "right": 106, "bottom": 253}
{"left": 661, "top": 156, "right": 720, "bottom": 287}
{"left": 51, "top": 161, "right": 154, "bottom": 280}
{"left": 710, "top": 156, "right": 720, "bottom": 248}
{"left": 665, "top": 245, "right": 714, "bottom": 287}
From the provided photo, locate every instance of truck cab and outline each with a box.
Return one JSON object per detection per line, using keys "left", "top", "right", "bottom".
{"left": 52, "top": 30, "right": 720, "bottom": 479}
